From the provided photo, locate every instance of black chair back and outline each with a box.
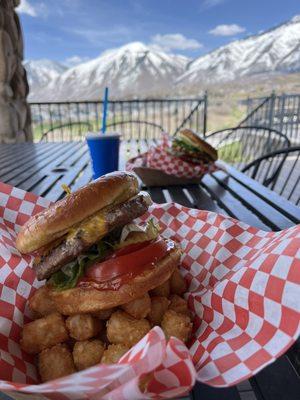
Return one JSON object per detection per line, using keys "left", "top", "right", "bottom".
{"left": 205, "top": 126, "right": 290, "bottom": 169}
{"left": 105, "top": 120, "right": 165, "bottom": 140}
{"left": 40, "top": 122, "right": 93, "bottom": 142}
{"left": 242, "top": 146, "right": 300, "bottom": 206}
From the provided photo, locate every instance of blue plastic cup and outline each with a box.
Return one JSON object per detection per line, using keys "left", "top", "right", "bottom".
{"left": 86, "top": 132, "right": 120, "bottom": 179}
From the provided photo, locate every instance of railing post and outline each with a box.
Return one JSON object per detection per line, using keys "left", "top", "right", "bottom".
{"left": 203, "top": 91, "right": 208, "bottom": 137}
{"left": 278, "top": 92, "right": 286, "bottom": 134}
{"left": 267, "top": 90, "right": 276, "bottom": 129}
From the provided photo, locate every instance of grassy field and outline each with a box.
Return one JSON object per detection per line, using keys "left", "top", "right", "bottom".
{"left": 195, "top": 71, "right": 300, "bottom": 133}
{"left": 217, "top": 141, "right": 244, "bottom": 163}
{"left": 32, "top": 121, "right": 99, "bottom": 141}
{"left": 207, "top": 103, "right": 246, "bottom": 133}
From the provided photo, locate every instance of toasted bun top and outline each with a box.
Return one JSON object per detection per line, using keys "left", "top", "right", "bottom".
{"left": 179, "top": 129, "right": 218, "bottom": 161}
{"left": 16, "top": 172, "right": 139, "bottom": 254}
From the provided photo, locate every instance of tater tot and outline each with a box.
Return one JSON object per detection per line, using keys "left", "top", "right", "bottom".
{"left": 38, "top": 344, "right": 76, "bottom": 382}
{"left": 101, "top": 344, "right": 130, "bottom": 364}
{"left": 147, "top": 296, "right": 170, "bottom": 326}
{"left": 20, "top": 313, "right": 69, "bottom": 354}
{"left": 66, "top": 314, "right": 102, "bottom": 341}
{"left": 29, "top": 286, "right": 57, "bottom": 316}
{"left": 107, "top": 311, "right": 150, "bottom": 346}
{"left": 161, "top": 310, "right": 192, "bottom": 343}
{"left": 92, "top": 308, "right": 115, "bottom": 320}
{"left": 170, "top": 269, "right": 186, "bottom": 295}
{"left": 121, "top": 293, "right": 151, "bottom": 319}
{"left": 73, "top": 340, "right": 105, "bottom": 371}
{"left": 150, "top": 279, "right": 170, "bottom": 297}
{"left": 169, "top": 295, "right": 191, "bottom": 317}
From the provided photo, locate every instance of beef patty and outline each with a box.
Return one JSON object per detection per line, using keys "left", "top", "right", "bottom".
{"left": 35, "top": 193, "right": 150, "bottom": 281}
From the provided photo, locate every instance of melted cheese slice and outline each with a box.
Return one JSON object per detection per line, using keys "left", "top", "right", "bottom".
{"left": 67, "top": 207, "right": 109, "bottom": 244}
{"left": 66, "top": 192, "right": 151, "bottom": 245}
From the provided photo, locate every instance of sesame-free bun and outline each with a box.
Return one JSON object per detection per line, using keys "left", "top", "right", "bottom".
{"left": 16, "top": 172, "right": 139, "bottom": 254}
{"left": 179, "top": 129, "right": 218, "bottom": 161}
{"left": 49, "top": 244, "right": 181, "bottom": 315}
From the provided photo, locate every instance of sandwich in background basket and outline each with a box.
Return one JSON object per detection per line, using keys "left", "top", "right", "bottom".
{"left": 126, "top": 129, "right": 218, "bottom": 186}
{"left": 170, "top": 129, "right": 218, "bottom": 165}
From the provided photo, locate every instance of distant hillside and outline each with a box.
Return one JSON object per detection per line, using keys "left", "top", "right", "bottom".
{"left": 176, "top": 15, "right": 300, "bottom": 93}
{"left": 24, "top": 59, "right": 67, "bottom": 99}
{"left": 25, "top": 15, "right": 300, "bottom": 101}
{"left": 28, "top": 42, "right": 189, "bottom": 101}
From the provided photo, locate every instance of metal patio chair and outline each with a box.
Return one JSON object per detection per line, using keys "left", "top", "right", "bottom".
{"left": 105, "top": 120, "right": 166, "bottom": 159}
{"left": 40, "top": 122, "right": 93, "bottom": 142}
{"left": 105, "top": 120, "right": 165, "bottom": 140}
{"left": 242, "top": 146, "right": 300, "bottom": 206}
{"left": 204, "top": 126, "right": 290, "bottom": 170}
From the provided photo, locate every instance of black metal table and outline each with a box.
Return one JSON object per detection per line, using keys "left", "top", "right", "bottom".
{"left": 0, "top": 141, "right": 300, "bottom": 400}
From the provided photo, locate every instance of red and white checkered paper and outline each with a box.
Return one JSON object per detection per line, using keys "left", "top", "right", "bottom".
{"left": 1, "top": 182, "right": 300, "bottom": 399}
{"left": 126, "top": 135, "right": 217, "bottom": 179}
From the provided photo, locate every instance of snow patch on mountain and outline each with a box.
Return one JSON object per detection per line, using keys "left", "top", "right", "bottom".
{"left": 25, "top": 59, "right": 67, "bottom": 87}
{"left": 31, "top": 42, "right": 189, "bottom": 101}
{"left": 25, "top": 15, "right": 300, "bottom": 100}
{"left": 176, "top": 15, "right": 300, "bottom": 91}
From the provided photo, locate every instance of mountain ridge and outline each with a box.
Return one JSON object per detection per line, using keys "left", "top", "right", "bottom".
{"left": 176, "top": 14, "right": 300, "bottom": 91}
{"left": 25, "top": 15, "right": 300, "bottom": 101}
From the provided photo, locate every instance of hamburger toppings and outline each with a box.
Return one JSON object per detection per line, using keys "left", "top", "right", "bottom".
{"left": 34, "top": 192, "right": 151, "bottom": 280}
{"left": 48, "top": 219, "right": 162, "bottom": 291}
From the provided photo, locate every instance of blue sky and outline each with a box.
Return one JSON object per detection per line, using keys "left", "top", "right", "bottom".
{"left": 17, "top": 0, "right": 300, "bottom": 65}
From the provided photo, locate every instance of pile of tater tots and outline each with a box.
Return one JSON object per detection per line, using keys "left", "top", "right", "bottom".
{"left": 20, "top": 268, "right": 193, "bottom": 382}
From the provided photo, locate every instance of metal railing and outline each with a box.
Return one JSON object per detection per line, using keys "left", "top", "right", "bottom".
{"left": 242, "top": 93, "right": 300, "bottom": 144}
{"left": 30, "top": 96, "right": 207, "bottom": 142}
{"left": 205, "top": 126, "right": 290, "bottom": 170}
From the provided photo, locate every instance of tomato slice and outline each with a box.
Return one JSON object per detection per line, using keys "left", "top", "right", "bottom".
{"left": 113, "top": 241, "right": 151, "bottom": 257}
{"left": 85, "top": 238, "right": 174, "bottom": 283}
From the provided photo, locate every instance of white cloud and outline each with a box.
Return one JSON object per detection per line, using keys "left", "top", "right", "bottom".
{"left": 202, "top": 0, "right": 225, "bottom": 9}
{"left": 150, "top": 34, "right": 202, "bottom": 52}
{"left": 65, "top": 55, "right": 90, "bottom": 67}
{"left": 70, "top": 26, "right": 131, "bottom": 45}
{"left": 209, "top": 24, "right": 246, "bottom": 36}
{"left": 16, "top": 0, "right": 37, "bottom": 17}
{"left": 16, "top": 1, "right": 48, "bottom": 18}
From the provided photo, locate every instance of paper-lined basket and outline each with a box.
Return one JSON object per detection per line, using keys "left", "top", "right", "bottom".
{"left": 0, "top": 182, "right": 300, "bottom": 399}
{"left": 126, "top": 135, "right": 217, "bottom": 187}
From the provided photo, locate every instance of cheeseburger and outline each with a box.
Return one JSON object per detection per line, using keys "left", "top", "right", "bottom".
{"left": 171, "top": 129, "right": 218, "bottom": 164}
{"left": 16, "top": 172, "right": 181, "bottom": 315}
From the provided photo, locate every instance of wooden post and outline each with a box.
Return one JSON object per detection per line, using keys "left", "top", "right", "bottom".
{"left": 0, "top": 0, "right": 32, "bottom": 143}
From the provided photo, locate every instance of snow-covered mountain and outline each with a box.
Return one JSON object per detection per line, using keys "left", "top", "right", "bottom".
{"left": 24, "top": 60, "right": 67, "bottom": 97}
{"left": 33, "top": 42, "right": 189, "bottom": 101}
{"left": 25, "top": 15, "right": 300, "bottom": 101}
{"left": 176, "top": 15, "right": 300, "bottom": 91}
{"left": 25, "top": 60, "right": 67, "bottom": 100}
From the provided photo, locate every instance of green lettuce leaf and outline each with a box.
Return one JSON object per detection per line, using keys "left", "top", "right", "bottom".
{"left": 172, "top": 139, "right": 201, "bottom": 153}
{"left": 49, "top": 241, "right": 109, "bottom": 291}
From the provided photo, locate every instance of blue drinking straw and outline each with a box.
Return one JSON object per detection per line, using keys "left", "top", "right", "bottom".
{"left": 101, "top": 87, "right": 109, "bottom": 134}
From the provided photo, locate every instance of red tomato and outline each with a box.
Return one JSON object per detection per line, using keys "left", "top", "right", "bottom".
{"left": 114, "top": 241, "right": 150, "bottom": 257}
{"left": 85, "top": 238, "right": 173, "bottom": 283}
